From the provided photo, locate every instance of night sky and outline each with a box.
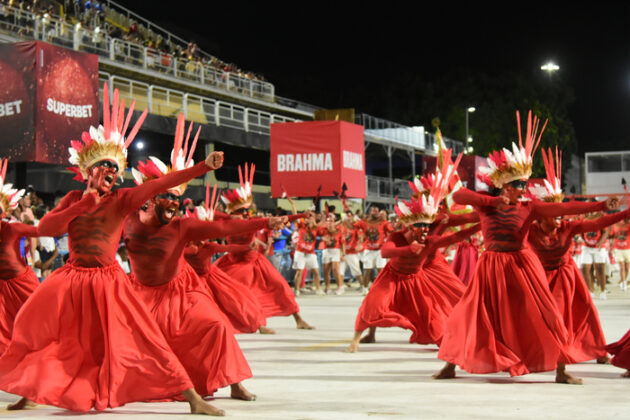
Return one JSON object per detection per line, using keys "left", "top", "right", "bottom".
{"left": 119, "top": 2, "right": 630, "bottom": 153}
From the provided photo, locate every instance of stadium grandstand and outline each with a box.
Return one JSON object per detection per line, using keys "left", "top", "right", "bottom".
{"left": 0, "top": 0, "right": 464, "bottom": 210}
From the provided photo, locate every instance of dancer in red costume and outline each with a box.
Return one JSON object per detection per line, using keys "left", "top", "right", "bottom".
{"left": 292, "top": 214, "right": 324, "bottom": 296}
{"left": 184, "top": 189, "right": 273, "bottom": 334}
{"left": 346, "top": 157, "right": 478, "bottom": 352}
{"left": 214, "top": 163, "right": 314, "bottom": 329}
{"left": 527, "top": 147, "right": 627, "bottom": 364}
{"left": 357, "top": 153, "right": 479, "bottom": 345}
{"left": 0, "top": 159, "right": 39, "bottom": 355}
{"left": 0, "top": 85, "right": 224, "bottom": 415}
{"left": 451, "top": 234, "right": 480, "bottom": 286}
{"left": 435, "top": 111, "right": 618, "bottom": 384}
{"left": 126, "top": 115, "right": 291, "bottom": 407}
{"left": 356, "top": 206, "right": 393, "bottom": 294}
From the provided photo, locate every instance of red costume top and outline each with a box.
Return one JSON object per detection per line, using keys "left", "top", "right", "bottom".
{"left": 294, "top": 223, "right": 321, "bottom": 254}
{"left": 356, "top": 219, "right": 393, "bottom": 251}
{"left": 0, "top": 221, "right": 39, "bottom": 279}
{"left": 124, "top": 213, "right": 270, "bottom": 286}
{"left": 452, "top": 188, "right": 608, "bottom": 252}
{"left": 613, "top": 222, "right": 630, "bottom": 250}
{"left": 38, "top": 162, "right": 212, "bottom": 266}
{"left": 341, "top": 222, "right": 363, "bottom": 255}
{"left": 528, "top": 210, "right": 630, "bottom": 271}
{"left": 582, "top": 226, "right": 604, "bottom": 248}
{"left": 320, "top": 225, "right": 343, "bottom": 250}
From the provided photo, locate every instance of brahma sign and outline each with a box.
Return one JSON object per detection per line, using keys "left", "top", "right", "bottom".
{"left": 0, "top": 41, "right": 98, "bottom": 163}
{"left": 270, "top": 121, "right": 366, "bottom": 198}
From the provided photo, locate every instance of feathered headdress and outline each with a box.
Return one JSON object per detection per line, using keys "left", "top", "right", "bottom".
{"left": 221, "top": 163, "right": 254, "bottom": 213}
{"left": 395, "top": 153, "right": 462, "bottom": 225}
{"left": 528, "top": 147, "right": 563, "bottom": 202}
{"left": 131, "top": 113, "right": 200, "bottom": 195}
{"left": 193, "top": 183, "right": 221, "bottom": 221}
{"left": 68, "top": 83, "right": 148, "bottom": 181}
{"left": 0, "top": 159, "right": 24, "bottom": 214}
{"left": 478, "top": 110, "right": 547, "bottom": 188}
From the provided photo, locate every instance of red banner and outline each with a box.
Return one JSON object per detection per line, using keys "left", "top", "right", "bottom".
{"left": 270, "top": 121, "right": 366, "bottom": 198}
{"left": 0, "top": 41, "right": 99, "bottom": 163}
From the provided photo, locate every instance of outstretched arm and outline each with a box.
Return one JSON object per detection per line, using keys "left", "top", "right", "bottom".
{"left": 571, "top": 209, "right": 630, "bottom": 235}
{"left": 8, "top": 222, "right": 39, "bottom": 238}
{"left": 532, "top": 199, "right": 607, "bottom": 219}
{"left": 183, "top": 217, "right": 274, "bottom": 242}
{"left": 380, "top": 240, "right": 418, "bottom": 258}
{"left": 453, "top": 187, "right": 503, "bottom": 208}
{"left": 120, "top": 161, "right": 213, "bottom": 212}
{"left": 430, "top": 224, "right": 482, "bottom": 250}
{"left": 38, "top": 191, "right": 95, "bottom": 237}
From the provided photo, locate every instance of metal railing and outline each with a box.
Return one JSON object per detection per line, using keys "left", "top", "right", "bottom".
{"left": 366, "top": 175, "right": 413, "bottom": 200}
{"left": 98, "top": 72, "right": 297, "bottom": 136}
{"left": 0, "top": 5, "right": 275, "bottom": 102}
{"left": 358, "top": 113, "right": 465, "bottom": 154}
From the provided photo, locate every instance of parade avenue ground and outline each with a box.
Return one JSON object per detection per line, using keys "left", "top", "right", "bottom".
{"left": 1, "top": 280, "right": 629, "bottom": 420}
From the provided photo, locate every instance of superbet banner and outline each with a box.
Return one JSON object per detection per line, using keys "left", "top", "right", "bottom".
{"left": 0, "top": 41, "right": 98, "bottom": 163}
{"left": 270, "top": 121, "right": 366, "bottom": 198}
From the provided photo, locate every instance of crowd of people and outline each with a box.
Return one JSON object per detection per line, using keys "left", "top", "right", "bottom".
{"left": 1, "top": 96, "right": 630, "bottom": 416}
{"left": 0, "top": 0, "right": 269, "bottom": 91}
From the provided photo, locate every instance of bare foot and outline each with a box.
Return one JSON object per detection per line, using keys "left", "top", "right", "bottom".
{"left": 7, "top": 397, "right": 36, "bottom": 410}
{"left": 621, "top": 370, "right": 630, "bottom": 378}
{"left": 345, "top": 341, "right": 359, "bottom": 353}
{"left": 189, "top": 399, "right": 225, "bottom": 416}
{"left": 596, "top": 356, "right": 611, "bottom": 364}
{"left": 296, "top": 319, "right": 315, "bottom": 330}
{"left": 258, "top": 326, "right": 276, "bottom": 334}
{"left": 230, "top": 383, "right": 256, "bottom": 401}
{"left": 359, "top": 334, "right": 375, "bottom": 344}
{"left": 432, "top": 363, "right": 456, "bottom": 380}
{"left": 555, "top": 371, "right": 584, "bottom": 385}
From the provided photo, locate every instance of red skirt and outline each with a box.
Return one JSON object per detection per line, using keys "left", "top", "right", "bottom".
{"left": 354, "top": 261, "right": 464, "bottom": 345}
{"left": 129, "top": 264, "right": 252, "bottom": 398}
{"left": 215, "top": 251, "right": 299, "bottom": 318}
{"left": 203, "top": 264, "right": 266, "bottom": 334}
{"left": 546, "top": 259, "right": 607, "bottom": 362}
{"left": 606, "top": 329, "right": 630, "bottom": 370}
{"left": 0, "top": 262, "right": 193, "bottom": 411}
{"left": 0, "top": 267, "right": 39, "bottom": 355}
{"left": 451, "top": 241, "right": 478, "bottom": 286}
{"left": 438, "top": 248, "right": 571, "bottom": 376}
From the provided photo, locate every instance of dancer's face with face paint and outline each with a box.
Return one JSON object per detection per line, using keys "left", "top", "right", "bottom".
{"left": 410, "top": 222, "right": 430, "bottom": 244}
{"left": 87, "top": 159, "right": 119, "bottom": 195}
{"left": 152, "top": 190, "right": 181, "bottom": 225}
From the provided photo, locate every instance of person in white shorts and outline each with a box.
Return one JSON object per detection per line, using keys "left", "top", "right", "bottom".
{"left": 292, "top": 215, "right": 323, "bottom": 296}
{"left": 340, "top": 210, "right": 364, "bottom": 288}
{"left": 581, "top": 218, "right": 609, "bottom": 298}
{"left": 320, "top": 214, "right": 345, "bottom": 295}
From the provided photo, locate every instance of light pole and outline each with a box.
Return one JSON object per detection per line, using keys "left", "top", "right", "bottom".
{"left": 465, "top": 106, "right": 475, "bottom": 154}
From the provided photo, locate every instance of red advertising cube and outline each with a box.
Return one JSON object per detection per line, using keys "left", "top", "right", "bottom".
{"left": 0, "top": 41, "right": 99, "bottom": 163}
{"left": 270, "top": 121, "right": 366, "bottom": 198}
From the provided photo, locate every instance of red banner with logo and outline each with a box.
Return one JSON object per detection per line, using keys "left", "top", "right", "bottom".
{"left": 0, "top": 41, "right": 98, "bottom": 163}
{"left": 270, "top": 121, "right": 366, "bottom": 198}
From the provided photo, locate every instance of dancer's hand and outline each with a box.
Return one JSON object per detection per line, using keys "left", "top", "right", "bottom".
{"left": 81, "top": 190, "right": 99, "bottom": 205}
{"left": 268, "top": 216, "right": 288, "bottom": 229}
{"left": 491, "top": 196, "right": 509, "bottom": 207}
{"left": 205, "top": 151, "right": 224, "bottom": 170}
{"left": 606, "top": 196, "right": 620, "bottom": 210}
{"left": 409, "top": 241, "right": 423, "bottom": 254}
